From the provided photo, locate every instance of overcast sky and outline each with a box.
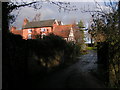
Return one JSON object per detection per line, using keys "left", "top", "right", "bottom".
{"left": 10, "top": 0, "right": 118, "bottom": 30}
{"left": 11, "top": 0, "right": 118, "bottom": 2}
{"left": 48, "top": 0, "right": 118, "bottom": 2}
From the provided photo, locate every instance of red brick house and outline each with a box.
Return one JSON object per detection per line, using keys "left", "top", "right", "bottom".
{"left": 11, "top": 18, "right": 60, "bottom": 39}
{"left": 23, "top": 18, "right": 61, "bottom": 39}
{"left": 11, "top": 26, "right": 23, "bottom": 36}
{"left": 10, "top": 18, "right": 81, "bottom": 43}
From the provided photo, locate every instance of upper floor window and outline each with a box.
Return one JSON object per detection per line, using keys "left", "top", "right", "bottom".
{"left": 28, "top": 29, "right": 32, "bottom": 33}
{"left": 41, "top": 28, "right": 46, "bottom": 32}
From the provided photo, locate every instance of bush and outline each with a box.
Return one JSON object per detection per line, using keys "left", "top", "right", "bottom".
{"left": 29, "top": 34, "right": 81, "bottom": 70}
{"left": 64, "top": 42, "right": 81, "bottom": 64}
{"left": 28, "top": 34, "right": 67, "bottom": 69}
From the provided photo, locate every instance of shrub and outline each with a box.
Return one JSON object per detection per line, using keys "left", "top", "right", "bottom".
{"left": 30, "top": 34, "right": 81, "bottom": 69}
{"left": 64, "top": 42, "right": 81, "bottom": 64}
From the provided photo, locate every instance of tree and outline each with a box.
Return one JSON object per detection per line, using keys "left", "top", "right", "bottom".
{"left": 32, "top": 13, "right": 41, "bottom": 21}
{"left": 77, "top": 20, "right": 86, "bottom": 52}
{"left": 2, "top": 1, "right": 78, "bottom": 89}
{"left": 77, "top": 20, "right": 85, "bottom": 28}
{"left": 84, "top": 0, "right": 120, "bottom": 87}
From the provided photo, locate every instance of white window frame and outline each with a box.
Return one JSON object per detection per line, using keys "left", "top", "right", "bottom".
{"left": 41, "top": 28, "right": 46, "bottom": 32}
{"left": 28, "top": 34, "right": 32, "bottom": 39}
{"left": 28, "top": 29, "right": 32, "bottom": 33}
{"left": 41, "top": 33, "right": 46, "bottom": 38}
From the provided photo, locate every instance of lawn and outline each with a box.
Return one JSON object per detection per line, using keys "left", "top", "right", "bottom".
{"left": 87, "top": 47, "right": 97, "bottom": 50}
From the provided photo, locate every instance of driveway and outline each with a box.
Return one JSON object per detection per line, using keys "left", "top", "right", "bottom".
{"left": 30, "top": 50, "right": 106, "bottom": 88}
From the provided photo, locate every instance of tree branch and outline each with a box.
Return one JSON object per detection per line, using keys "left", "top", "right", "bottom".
{"left": 9, "top": 1, "right": 37, "bottom": 11}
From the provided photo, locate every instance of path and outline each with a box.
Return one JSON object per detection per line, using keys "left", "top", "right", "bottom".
{"left": 31, "top": 50, "right": 106, "bottom": 88}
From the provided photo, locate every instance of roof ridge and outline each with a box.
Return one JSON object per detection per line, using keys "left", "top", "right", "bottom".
{"left": 23, "top": 19, "right": 56, "bottom": 29}
{"left": 55, "top": 24, "right": 73, "bottom": 27}
{"left": 29, "top": 19, "right": 56, "bottom": 23}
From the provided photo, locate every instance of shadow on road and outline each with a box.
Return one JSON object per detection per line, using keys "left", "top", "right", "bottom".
{"left": 29, "top": 50, "right": 106, "bottom": 88}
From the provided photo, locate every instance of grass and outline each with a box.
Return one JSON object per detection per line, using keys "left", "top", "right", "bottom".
{"left": 87, "top": 47, "right": 97, "bottom": 50}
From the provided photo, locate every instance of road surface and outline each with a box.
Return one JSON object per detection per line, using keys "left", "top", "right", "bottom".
{"left": 30, "top": 50, "right": 106, "bottom": 88}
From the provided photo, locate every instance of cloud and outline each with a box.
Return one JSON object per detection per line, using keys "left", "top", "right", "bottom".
{"left": 11, "top": 1, "right": 114, "bottom": 29}
{"left": 44, "top": 0, "right": 118, "bottom": 2}
{"left": 40, "top": 8, "right": 55, "bottom": 20}
{"left": 10, "top": 0, "right": 118, "bottom": 3}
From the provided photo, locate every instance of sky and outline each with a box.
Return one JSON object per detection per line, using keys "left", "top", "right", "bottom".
{"left": 10, "top": 0, "right": 118, "bottom": 30}
{"left": 11, "top": 2, "right": 89, "bottom": 29}
{"left": 49, "top": 0, "right": 118, "bottom": 2}
{"left": 10, "top": 2, "right": 99, "bottom": 29}
{"left": 10, "top": 0, "right": 118, "bottom": 2}
{"left": 10, "top": 0, "right": 118, "bottom": 43}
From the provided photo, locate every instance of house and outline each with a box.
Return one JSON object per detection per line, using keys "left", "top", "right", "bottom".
{"left": 11, "top": 26, "right": 23, "bottom": 36}
{"left": 22, "top": 18, "right": 61, "bottom": 39}
{"left": 10, "top": 18, "right": 81, "bottom": 43}
{"left": 11, "top": 18, "right": 61, "bottom": 39}
{"left": 53, "top": 24, "right": 78, "bottom": 42}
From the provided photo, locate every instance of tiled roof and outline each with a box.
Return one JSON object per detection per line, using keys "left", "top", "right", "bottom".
{"left": 53, "top": 25, "right": 73, "bottom": 38}
{"left": 23, "top": 19, "right": 56, "bottom": 29}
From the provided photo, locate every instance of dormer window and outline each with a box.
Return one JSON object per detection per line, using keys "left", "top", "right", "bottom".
{"left": 28, "top": 29, "right": 32, "bottom": 33}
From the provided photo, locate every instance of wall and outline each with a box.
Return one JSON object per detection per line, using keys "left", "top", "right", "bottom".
{"left": 22, "top": 27, "right": 53, "bottom": 39}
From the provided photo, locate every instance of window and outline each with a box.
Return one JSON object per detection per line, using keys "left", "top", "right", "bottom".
{"left": 28, "top": 34, "right": 32, "bottom": 39}
{"left": 28, "top": 29, "right": 32, "bottom": 33}
{"left": 41, "top": 33, "right": 46, "bottom": 38}
{"left": 64, "top": 38, "right": 68, "bottom": 41}
{"left": 41, "top": 28, "right": 46, "bottom": 32}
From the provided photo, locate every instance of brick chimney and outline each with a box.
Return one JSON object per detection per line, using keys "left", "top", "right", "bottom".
{"left": 22, "top": 18, "right": 29, "bottom": 27}
{"left": 10, "top": 26, "right": 16, "bottom": 32}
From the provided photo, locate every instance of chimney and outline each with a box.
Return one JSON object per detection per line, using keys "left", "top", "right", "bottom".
{"left": 23, "top": 18, "right": 29, "bottom": 27}
{"left": 10, "top": 26, "right": 16, "bottom": 32}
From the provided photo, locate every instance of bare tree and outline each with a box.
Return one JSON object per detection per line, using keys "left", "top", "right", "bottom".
{"left": 81, "top": 0, "right": 120, "bottom": 88}
{"left": 32, "top": 13, "right": 41, "bottom": 21}
{"left": 2, "top": 1, "right": 78, "bottom": 89}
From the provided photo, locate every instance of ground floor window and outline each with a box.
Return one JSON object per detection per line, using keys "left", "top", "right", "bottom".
{"left": 64, "top": 38, "right": 68, "bottom": 41}
{"left": 28, "top": 34, "right": 32, "bottom": 39}
{"left": 41, "top": 33, "right": 46, "bottom": 38}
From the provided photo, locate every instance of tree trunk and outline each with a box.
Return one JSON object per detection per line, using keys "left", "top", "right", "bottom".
{"left": 91, "top": 37, "right": 93, "bottom": 47}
